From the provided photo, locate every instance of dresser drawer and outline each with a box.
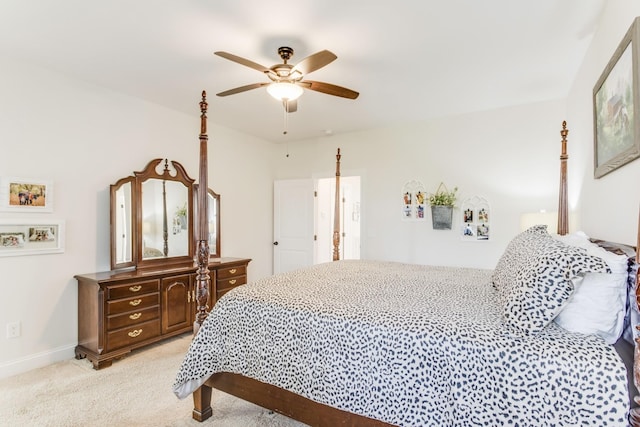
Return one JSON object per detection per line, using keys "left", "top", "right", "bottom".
{"left": 106, "top": 305, "right": 160, "bottom": 331}
{"left": 107, "top": 279, "right": 159, "bottom": 300}
{"left": 217, "top": 275, "right": 247, "bottom": 292}
{"left": 217, "top": 265, "right": 246, "bottom": 280}
{"left": 106, "top": 319, "right": 160, "bottom": 352}
{"left": 107, "top": 293, "right": 159, "bottom": 315}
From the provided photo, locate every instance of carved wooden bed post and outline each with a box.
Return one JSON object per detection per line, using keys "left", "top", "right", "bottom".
{"left": 192, "top": 90, "right": 213, "bottom": 422}
{"left": 333, "top": 148, "right": 341, "bottom": 261}
{"left": 557, "top": 121, "right": 569, "bottom": 235}
{"left": 194, "top": 90, "right": 210, "bottom": 334}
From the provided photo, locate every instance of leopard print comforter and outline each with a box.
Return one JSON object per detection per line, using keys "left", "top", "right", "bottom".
{"left": 173, "top": 260, "right": 629, "bottom": 426}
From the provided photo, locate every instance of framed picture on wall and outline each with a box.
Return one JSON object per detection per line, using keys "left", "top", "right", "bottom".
{"left": 593, "top": 16, "right": 640, "bottom": 179}
{"left": 401, "top": 180, "right": 426, "bottom": 221}
{"left": 0, "top": 219, "right": 64, "bottom": 256}
{"left": 0, "top": 177, "right": 54, "bottom": 212}
{"left": 459, "top": 196, "right": 490, "bottom": 242}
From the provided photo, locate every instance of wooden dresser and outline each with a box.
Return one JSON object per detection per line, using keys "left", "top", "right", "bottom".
{"left": 75, "top": 257, "right": 251, "bottom": 369}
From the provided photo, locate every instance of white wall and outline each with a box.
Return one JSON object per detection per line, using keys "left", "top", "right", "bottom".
{"left": 0, "top": 58, "right": 276, "bottom": 378}
{"left": 273, "top": 98, "right": 566, "bottom": 269}
{"left": 567, "top": 0, "right": 640, "bottom": 245}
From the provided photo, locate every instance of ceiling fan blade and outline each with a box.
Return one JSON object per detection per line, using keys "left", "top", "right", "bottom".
{"left": 290, "top": 50, "right": 337, "bottom": 76}
{"left": 300, "top": 80, "right": 359, "bottom": 99}
{"left": 216, "top": 82, "right": 269, "bottom": 97}
{"left": 214, "top": 51, "right": 275, "bottom": 76}
{"left": 283, "top": 99, "right": 298, "bottom": 113}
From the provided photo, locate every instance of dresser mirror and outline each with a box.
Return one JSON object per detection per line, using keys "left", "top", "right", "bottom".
{"left": 194, "top": 185, "right": 221, "bottom": 260}
{"left": 110, "top": 176, "right": 136, "bottom": 269}
{"left": 110, "top": 158, "right": 221, "bottom": 270}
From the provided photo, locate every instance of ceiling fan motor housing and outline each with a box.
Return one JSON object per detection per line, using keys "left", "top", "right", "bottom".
{"left": 277, "top": 46, "right": 294, "bottom": 63}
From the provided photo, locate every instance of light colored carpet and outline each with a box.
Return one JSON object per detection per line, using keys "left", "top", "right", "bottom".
{"left": 0, "top": 334, "right": 306, "bottom": 427}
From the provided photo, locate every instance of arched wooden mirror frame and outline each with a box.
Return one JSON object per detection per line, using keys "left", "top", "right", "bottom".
{"left": 109, "top": 158, "right": 221, "bottom": 270}
{"left": 134, "top": 158, "right": 195, "bottom": 269}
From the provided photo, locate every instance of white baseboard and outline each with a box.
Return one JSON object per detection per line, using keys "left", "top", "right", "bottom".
{"left": 0, "top": 344, "right": 76, "bottom": 380}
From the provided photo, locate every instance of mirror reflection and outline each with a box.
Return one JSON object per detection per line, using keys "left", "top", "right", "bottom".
{"left": 207, "top": 192, "right": 218, "bottom": 250}
{"left": 113, "top": 181, "right": 133, "bottom": 265}
{"left": 141, "top": 179, "right": 190, "bottom": 259}
{"left": 193, "top": 186, "right": 220, "bottom": 258}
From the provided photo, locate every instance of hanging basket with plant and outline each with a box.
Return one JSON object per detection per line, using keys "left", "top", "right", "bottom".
{"left": 428, "top": 182, "right": 458, "bottom": 230}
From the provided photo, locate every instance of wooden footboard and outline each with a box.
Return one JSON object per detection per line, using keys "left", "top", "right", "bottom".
{"left": 193, "top": 372, "right": 392, "bottom": 426}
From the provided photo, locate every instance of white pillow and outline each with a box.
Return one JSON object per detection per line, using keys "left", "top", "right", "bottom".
{"left": 554, "top": 231, "right": 628, "bottom": 273}
{"left": 554, "top": 272, "right": 628, "bottom": 344}
{"left": 553, "top": 231, "right": 629, "bottom": 343}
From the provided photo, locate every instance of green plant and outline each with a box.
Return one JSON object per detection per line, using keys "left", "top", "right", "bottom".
{"left": 175, "top": 202, "right": 187, "bottom": 217}
{"left": 428, "top": 182, "right": 458, "bottom": 207}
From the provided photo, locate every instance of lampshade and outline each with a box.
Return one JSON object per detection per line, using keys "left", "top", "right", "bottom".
{"left": 520, "top": 210, "right": 558, "bottom": 232}
{"left": 520, "top": 210, "right": 579, "bottom": 234}
{"left": 267, "top": 82, "right": 303, "bottom": 101}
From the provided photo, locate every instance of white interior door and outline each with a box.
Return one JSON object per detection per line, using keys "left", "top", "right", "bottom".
{"left": 273, "top": 179, "right": 314, "bottom": 274}
{"left": 315, "top": 176, "right": 361, "bottom": 264}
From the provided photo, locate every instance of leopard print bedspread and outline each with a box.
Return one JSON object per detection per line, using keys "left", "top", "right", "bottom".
{"left": 173, "top": 260, "right": 629, "bottom": 426}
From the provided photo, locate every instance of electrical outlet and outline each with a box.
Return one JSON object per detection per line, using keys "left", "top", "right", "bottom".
{"left": 6, "top": 321, "right": 21, "bottom": 339}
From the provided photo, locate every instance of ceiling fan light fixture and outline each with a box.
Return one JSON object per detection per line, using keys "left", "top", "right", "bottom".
{"left": 267, "top": 82, "right": 303, "bottom": 101}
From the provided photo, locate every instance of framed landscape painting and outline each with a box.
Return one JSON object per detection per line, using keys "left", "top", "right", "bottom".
{"left": 593, "top": 17, "right": 640, "bottom": 179}
{"left": 0, "top": 177, "right": 53, "bottom": 212}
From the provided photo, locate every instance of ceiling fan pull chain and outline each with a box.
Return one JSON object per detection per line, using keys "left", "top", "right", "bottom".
{"left": 283, "top": 100, "right": 290, "bottom": 157}
{"left": 283, "top": 100, "right": 289, "bottom": 135}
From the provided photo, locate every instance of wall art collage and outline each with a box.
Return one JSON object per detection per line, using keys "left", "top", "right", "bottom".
{"left": 0, "top": 177, "right": 64, "bottom": 256}
{"left": 401, "top": 180, "right": 491, "bottom": 241}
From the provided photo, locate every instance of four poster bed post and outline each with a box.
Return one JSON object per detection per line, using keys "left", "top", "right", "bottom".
{"left": 633, "top": 208, "right": 640, "bottom": 426}
{"left": 333, "top": 148, "right": 341, "bottom": 261}
{"left": 192, "top": 91, "right": 212, "bottom": 421}
{"left": 557, "top": 121, "right": 569, "bottom": 236}
{"left": 194, "top": 90, "right": 210, "bottom": 333}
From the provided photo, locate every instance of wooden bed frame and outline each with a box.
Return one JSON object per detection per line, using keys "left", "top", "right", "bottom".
{"left": 190, "top": 93, "right": 640, "bottom": 425}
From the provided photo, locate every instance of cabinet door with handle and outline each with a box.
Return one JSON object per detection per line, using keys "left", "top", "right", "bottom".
{"left": 160, "top": 274, "right": 192, "bottom": 334}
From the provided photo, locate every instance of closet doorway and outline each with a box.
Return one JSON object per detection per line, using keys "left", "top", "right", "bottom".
{"left": 314, "top": 175, "right": 361, "bottom": 264}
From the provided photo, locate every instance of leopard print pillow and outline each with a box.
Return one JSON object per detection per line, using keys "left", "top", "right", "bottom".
{"left": 491, "top": 225, "right": 548, "bottom": 293}
{"left": 493, "top": 226, "right": 610, "bottom": 336}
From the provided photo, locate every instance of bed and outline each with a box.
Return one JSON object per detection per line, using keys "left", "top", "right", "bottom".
{"left": 174, "top": 93, "right": 640, "bottom": 426}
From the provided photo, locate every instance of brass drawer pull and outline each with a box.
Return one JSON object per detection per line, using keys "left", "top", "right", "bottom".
{"left": 129, "top": 299, "right": 142, "bottom": 306}
{"left": 127, "top": 329, "right": 142, "bottom": 338}
{"left": 229, "top": 279, "right": 237, "bottom": 285}
{"left": 129, "top": 285, "right": 142, "bottom": 292}
{"left": 129, "top": 312, "right": 142, "bottom": 320}
{"left": 229, "top": 268, "right": 237, "bottom": 274}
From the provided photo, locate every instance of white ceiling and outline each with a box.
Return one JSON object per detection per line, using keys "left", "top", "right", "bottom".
{"left": 0, "top": 0, "right": 606, "bottom": 143}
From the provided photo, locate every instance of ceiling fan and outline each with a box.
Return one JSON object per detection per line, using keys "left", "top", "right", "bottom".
{"left": 214, "top": 46, "right": 359, "bottom": 113}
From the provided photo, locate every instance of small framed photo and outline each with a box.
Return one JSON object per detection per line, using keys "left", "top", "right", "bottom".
{"left": 0, "top": 177, "right": 54, "bottom": 212}
{"left": 0, "top": 219, "right": 64, "bottom": 256}
{"left": 460, "top": 196, "right": 491, "bottom": 242}
{"left": 593, "top": 17, "right": 640, "bottom": 178}
{"left": 401, "top": 180, "right": 426, "bottom": 221}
